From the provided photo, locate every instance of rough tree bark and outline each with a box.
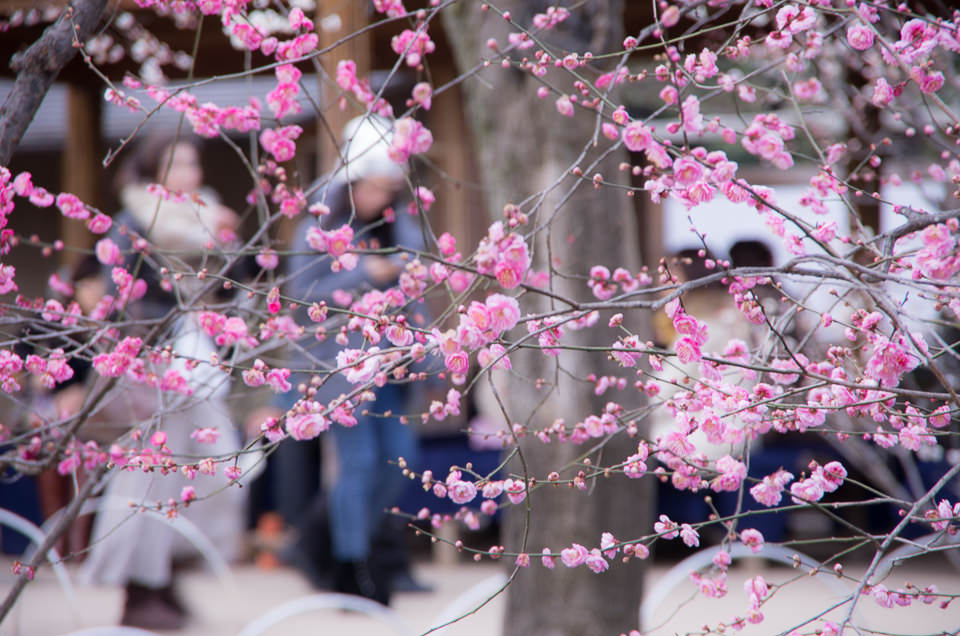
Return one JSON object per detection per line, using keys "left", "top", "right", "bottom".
{"left": 0, "top": 0, "right": 108, "bottom": 166}
{"left": 444, "top": 3, "right": 652, "bottom": 635}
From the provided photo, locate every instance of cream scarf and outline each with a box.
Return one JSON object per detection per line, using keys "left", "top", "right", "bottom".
{"left": 121, "top": 185, "right": 222, "bottom": 253}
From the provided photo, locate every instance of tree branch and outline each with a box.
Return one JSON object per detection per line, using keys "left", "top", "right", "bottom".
{"left": 0, "top": 0, "right": 108, "bottom": 166}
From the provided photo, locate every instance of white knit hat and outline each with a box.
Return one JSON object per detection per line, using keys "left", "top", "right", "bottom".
{"left": 333, "top": 115, "right": 406, "bottom": 184}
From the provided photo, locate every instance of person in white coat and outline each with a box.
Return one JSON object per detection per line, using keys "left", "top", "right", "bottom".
{"left": 82, "top": 134, "right": 245, "bottom": 630}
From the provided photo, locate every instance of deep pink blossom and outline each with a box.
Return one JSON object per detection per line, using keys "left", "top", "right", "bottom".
{"left": 750, "top": 469, "right": 794, "bottom": 507}
{"left": 674, "top": 336, "right": 702, "bottom": 364}
{"left": 190, "top": 427, "right": 220, "bottom": 444}
{"left": 622, "top": 121, "right": 652, "bottom": 152}
{"left": 55, "top": 193, "right": 89, "bottom": 220}
{"left": 388, "top": 118, "right": 433, "bottom": 163}
{"left": 872, "top": 77, "right": 896, "bottom": 107}
{"left": 391, "top": 27, "right": 435, "bottom": 67}
{"left": 504, "top": 478, "right": 526, "bottom": 504}
{"left": 654, "top": 514, "right": 679, "bottom": 539}
{"left": 87, "top": 213, "right": 112, "bottom": 234}
{"left": 560, "top": 543, "right": 589, "bottom": 568}
{"left": 286, "top": 410, "right": 328, "bottom": 441}
{"left": 555, "top": 96, "right": 574, "bottom": 117}
{"left": 846, "top": 24, "right": 875, "bottom": 50}
{"left": 864, "top": 333, "right": 923, "bottom": 387}
{"left": 680, "top": 524, "right": 700, "bottom": 547}
{"left": 584, "top": 549, "right": 609, "bottom": 573}
{"left": 448, "top": 480, "right": 478, "bottom": 504}
{"left": 740, "top": 528, "right": 764, "bottom": 552}
{"left": 216, "top": 317, "right": 250, "bottom": 347}
{"left": 712, "top": 455, "right": 747, "bottom": 492}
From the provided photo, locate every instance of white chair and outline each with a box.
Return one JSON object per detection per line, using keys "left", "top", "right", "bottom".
{"left": 237, "top": 592, "right": 416, "bottom": 636}
{"left": 639, "top": 542, "right": 858, "bottom": 629}
{"left": 0, "top": 507, "right": 77, "bottom": 614}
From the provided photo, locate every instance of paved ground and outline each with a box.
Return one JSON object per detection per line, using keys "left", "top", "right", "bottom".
{"left": 2, "top": 554, "right": 959, "bottom": 635}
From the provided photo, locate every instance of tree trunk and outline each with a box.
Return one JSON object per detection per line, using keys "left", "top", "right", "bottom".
{"left": 443, "top": 4, "right": 651, "bottom": 635}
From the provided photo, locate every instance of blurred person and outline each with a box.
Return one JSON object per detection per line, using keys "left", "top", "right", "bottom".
{"left": 82, "top": 134, "right": 245, "bottom": 631}
{"left": 27, "top": 255, "right": 105, "bottom": 558}
{"left": 729, "top": 238, "right": 794, "bottom": 345}
{"left": 650, "top": 249, "right": 757, "bottom": 535}
{"left": 728, "top": 239, "right": 839, "bottom": 542}
{"left": 105, "top": 133, "right": 238, "bottom": 321}
{"left": 728, "top": 239, "right": 774, "bottom": 270}
{"left": 279, "top": 115, "right": 425, "bottom": 605}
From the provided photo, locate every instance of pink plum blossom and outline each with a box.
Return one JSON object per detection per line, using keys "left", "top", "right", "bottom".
{"left": 740, "top": 528, "right": 764, "bottom": 553}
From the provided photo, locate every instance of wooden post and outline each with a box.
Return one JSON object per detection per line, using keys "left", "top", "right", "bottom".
{"left": 634, "top": 169, "right": 664, "bottom": 271}
{"left": 60, "top": 80, "right": 101, "bottom": 267}
{"left": 428, "top": 55, "right": 485, "bottom": 253}
{"left": 316, "top": 0, "right": 372, "bottom": 173}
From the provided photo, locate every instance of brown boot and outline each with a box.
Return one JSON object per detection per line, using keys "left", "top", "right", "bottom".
{"left": 121, "top": 582, "right": 187, "bottom": 631}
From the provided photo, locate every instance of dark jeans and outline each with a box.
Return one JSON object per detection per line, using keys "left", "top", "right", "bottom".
{"left": 328, "top": 383, "right": 417, "bottom": 560}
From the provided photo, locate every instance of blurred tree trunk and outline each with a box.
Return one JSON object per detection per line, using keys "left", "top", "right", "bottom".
{"left": 443, "top": 4, "right": 651, "bottom": 635}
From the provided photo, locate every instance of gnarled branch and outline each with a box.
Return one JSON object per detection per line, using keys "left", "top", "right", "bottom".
{"left": 0, "top": 0, "right": 108, "bottom": 166}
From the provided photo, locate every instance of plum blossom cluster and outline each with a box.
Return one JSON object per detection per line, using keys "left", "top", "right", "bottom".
{"left": 335, "top": 60, "right": 393, "bottom": 117}
{"left": 867, "top": 582, "right": 944, "bottom": 610}
{"left": 391, "top": 23, "right": 436, "bottom": 68}
{"left": 429, "top": 292, "right": 521, "bottom": 380}
{"left": 420, "top": 468, "right": 527, "bottom": 519}
{"left": 666, "top": 300, "right": 708, "bottom": 364}
{"left": 430, "top": 257, "right": 474, "bottom": 297}
{"left": 373, "top": 0, "right": 406, "bottom": 18}
{"left": 117, "top": 83, "right": 263, "bottom": 138}
{"left": 2, "top": 2, "right": 960, "bottom": 633}
{"left": 386, "top": 117, "right": 433, "bottom": 163}
{"left": 640, "top": 144, "right": 745, "bottom": 212}
{"left": 558, "top": 543, "right": 610, "bottom": 573}
{"left": 56, "top": 439, "right": 108, "bottom": 476}
{"left": 305, "top": 223, "right": 358, "bottom": 271}
{"left": 474, "top": 221, "right": 530, "bottom": 290}
{"left": 23, "top": 350, "right": 75, "bottom": 391}
{"left": 335, "top": 347, "right": 386, "bottom": 385}
{"left": 789, "top": 460, "right": 847, "bottom": 504}
{"left": 740, "top": 113, "right": 795, "bottom": 171}
{"left": 241, "top": 359, "right": 292, "bottom": 393}
{"left": 903, "top": 220, "right": 960, "bottom": 281}
{"left": 0, "top": 349, "right": 74, "bottom": 394}
{"left": 260, "top": 125, "right": 303, "bottom": 164}
{"left": 586, "top": 264, "right": 648, "bottom": 300}
{"left": 285, "top": 399, "right": 329, "bottom": 441}
{"left": 531, "top": 533, "right": 651, "bottom": 573}
{"left": 427, "top": 388, "right": 462, "bottom": 423}
{"left": 197, "top": 311, "right": 259, "bottom": 348}
{"left": 863, "top": 329, "right": 927, "bottom": 389}
{"left": 742, "top": 575, "right": 769, "bottom": 625}
{"left": 343, "top": 287, "right": 415, "bottom": 347}
{"left": 221, "top": 3, "right": 318, "bottom": 60}
{"left": 765, "top": 3, "right": 818, "bottom": 50}
{"left": 267, "top": 64, "right": 302, "bottom": 120}
{"left": 103, "top": 428, "right": 240, "bottom": 484}
{"left": 750, "top": 468, "right": 795, "bottom": 507}
{"left": 925, "top": 499, "right": 960, "bottom": 533}
{"left": 89, "top": 336, "right": 194, "bottom": 398}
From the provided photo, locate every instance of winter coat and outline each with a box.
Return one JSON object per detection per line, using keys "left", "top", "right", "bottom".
{"left": 283, "top": 179, "right": 426, "bottom": 406}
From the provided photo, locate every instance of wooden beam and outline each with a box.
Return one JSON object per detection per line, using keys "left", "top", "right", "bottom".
{"left": 0, "top": 0, "right": 156, "bottom": 13}
{"left": 60, "top": 80, "right": 101, "bottom": 266}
